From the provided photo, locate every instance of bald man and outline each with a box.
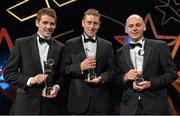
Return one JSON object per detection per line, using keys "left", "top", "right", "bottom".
{"left": 115, "top": 14, "right": 177, "bottom": 115}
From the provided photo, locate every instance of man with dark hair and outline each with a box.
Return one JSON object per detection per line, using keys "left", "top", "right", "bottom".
{"left": 3, "top": 8, "right": 64, "bottom": 114}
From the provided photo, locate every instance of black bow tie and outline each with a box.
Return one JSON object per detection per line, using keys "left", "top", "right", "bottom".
{"left": 39, "top": 37, "right": 51, "bottom": 45}
{"left": 84, "top": 38, "right": 96, "bottom": 43}
{"left": 130, "top": 43, "right": 142, "bottom": 49}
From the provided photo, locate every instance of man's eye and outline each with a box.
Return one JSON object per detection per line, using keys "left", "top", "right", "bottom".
{"left": 128, "top": 25, "right": 134, "bottom": 28}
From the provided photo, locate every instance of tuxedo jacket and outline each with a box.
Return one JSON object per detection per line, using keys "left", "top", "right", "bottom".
{"left": 116, "top": 38, "right": 178, "bottom": 114}
{"left": 61, "top": 35, "right": 115, "bottom": 114}
{"left": 3, "top": 34, "right": 64, "bottom": 114}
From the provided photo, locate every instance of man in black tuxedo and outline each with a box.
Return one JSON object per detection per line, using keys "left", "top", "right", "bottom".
{"left": 61, "top": 8, "right": 115, "bottom": 114}
{"left": 116, "top": 14, "right": 178, "bottom": 115}
{"left": 3, "top": 8, "right": 64, "bottom": 114}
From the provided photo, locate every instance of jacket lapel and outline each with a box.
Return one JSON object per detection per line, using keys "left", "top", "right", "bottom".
{"left": 78, "top": 36, "right": 86, "bottom": 61}
{"left": 143, "top": 39, "right": 151, "bottom": 70}
{"left": 124, "top": 45, "right": 134, "bottom": 69}
{"left": 96, "top": 37, "right": 102, "bottom": 63}
{"left": 31, "top": 34, "right": 42, "bottom": 73}
{"left": 47, "top": 39, "right": 55, "bottom": 60}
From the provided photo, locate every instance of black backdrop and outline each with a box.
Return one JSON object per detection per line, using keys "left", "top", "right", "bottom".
{"left": 0, "top": 0, "right": 180, "bottom": 114}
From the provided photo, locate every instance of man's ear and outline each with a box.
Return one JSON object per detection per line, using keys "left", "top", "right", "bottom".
{"left": 143, "top": 24, "right": 146, "bottom": 31}
{"left": 35, "top": 19, "right": 39, "bottom": 27}
{"left": 125, "top": 27, "right": 128, "bottom": 34}
{"left": 82, "top": 20, "right": 84, "bottom": 28}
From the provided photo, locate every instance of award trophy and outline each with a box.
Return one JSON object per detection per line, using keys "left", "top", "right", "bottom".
{"left": 43, "top": 58, "right": 54, "bottom": 95}
{"left": 86, "top": 48, "right": 97, "bottom": 81}
{"left": 134, "top": 50, "right": 144, "bottom": 85}
{"left": 135, "top": 72, "right": 144, "bottom": 85}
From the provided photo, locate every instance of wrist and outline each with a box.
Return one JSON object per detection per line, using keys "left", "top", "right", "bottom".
{"left": 30, "top": 77, "right": 36, "bottom": 85}
{"left": 123, "top": 75, "right": 128, "bottom": 82}
{"left": 99, "top": 76, "right": 104, "bottom": 84}
{"left": 54, "top": 85, "right": 60, "bottom": 91}
{"left": 147, "top": 81, "right": 151, "bottom": 88}
{"left": 80, "top": 63, "right": 84, "bottom": 74}
{"left": 27, "top": 77, "right": 33, "bottom": 86}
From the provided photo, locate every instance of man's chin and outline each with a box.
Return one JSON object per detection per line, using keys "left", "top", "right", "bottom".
{"left": 44, "top": 34, "right": 52, "bottom": 38}
{"left": 131, "top": 36, "right": 140, "bottom": 41}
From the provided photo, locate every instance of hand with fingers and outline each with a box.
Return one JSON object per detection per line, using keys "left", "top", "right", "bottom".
{"left": 133, "top": 81, "right": 151, "bottom": 91}
{"left": 85, "top": 76, "right": 102, "bottom": 84}
{"left": 30, "top": 74, "right": 48, "bottom": 85}
{"left": 123, "top": 69, "right": 139, "bottom": 82}
{"left": 80, "top": 57, "right": 96, "bottom": 71}
{"left": 42, "top": 85, "right": 59, "bottom": 98}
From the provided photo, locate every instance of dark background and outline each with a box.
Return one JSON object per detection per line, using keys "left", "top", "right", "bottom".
{"left": 0, "top": 0, "right": 180, "bottom": 114}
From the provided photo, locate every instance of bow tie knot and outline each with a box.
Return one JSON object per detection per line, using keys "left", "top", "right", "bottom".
{"left": 39, "top": 37, "right": 51, "bottom": 45}
{"left": 130, "top": 43, "right": 142, "bottom": 49}
{"left": 84, "top": 38, "right": 96, "bottom": 43}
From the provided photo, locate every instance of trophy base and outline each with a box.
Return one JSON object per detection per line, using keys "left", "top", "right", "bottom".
{"left": 135, "top": 78, "right": 144, "bottom": 85}
{"left": 45, "top": 87, "right": 52, "bottom": 95}
{"left": 87, "top": 74, "right": 97, "bottom": 81}
{"left": 135, "top": 75, "right": 144, "bottom": 85}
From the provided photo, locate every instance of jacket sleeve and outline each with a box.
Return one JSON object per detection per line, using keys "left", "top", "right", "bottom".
{"left": 3, "top": 39, "right": 29, "bottom": 90}
{"left": 100, "top": 43, "right": 115, "bottom": 84}
{"left": 148, "top": 42, "right": 178, "bottom": 90}
{"left": 60, "top": 42, "right": 85, "bottom": 79}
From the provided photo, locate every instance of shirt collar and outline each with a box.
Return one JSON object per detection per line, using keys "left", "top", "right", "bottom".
{"left": 37, "top": 32, "right": 51, "bottom": 40}
{"left": 130, "top": 37, "right": 144, "bottom": 45}
{"left": 83, "top": 33, "right": 96, "bottom": 41}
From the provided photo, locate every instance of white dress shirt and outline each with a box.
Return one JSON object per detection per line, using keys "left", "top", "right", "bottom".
{"left": 82, "top": 34, "right": 97, "bottom": 57}
{"left": 130, "top": 38, "right": 145, "bottom": 71}
{"left": 26, "top": 34, "right": 50, "bottom": 86}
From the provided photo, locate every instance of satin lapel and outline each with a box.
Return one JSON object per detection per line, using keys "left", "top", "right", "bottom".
{"left": 143, "top": 39, "right": 151, "bottom": 70}
{"left": 96, "top": 38, "right": 101, "bottom": 63}
{"left": 78, "top": 36, "right": 86, "bottom": 61}
{"left": 31, "top": 35, "right": 42, "bottom": 73}
{"left": 124, "top": 45, "right": 134, "bottom": 69}
{"left": 47, "top": 39, "right": 55, "bottom": 60}
{"left": 73, "top": 37, "right": 86, "bottom": 95}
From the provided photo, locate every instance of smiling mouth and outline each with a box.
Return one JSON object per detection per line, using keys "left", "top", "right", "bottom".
{"left": 45, "top": 31, "right": 51, "bottom": 33}
{"left": 132, "top": 32, "right": 138, "bottom": 35}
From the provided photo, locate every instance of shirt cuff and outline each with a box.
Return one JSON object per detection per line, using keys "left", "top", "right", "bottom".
{"left": 54, "top": 84, "right": 60, "bottom": 91}
{"left": 27, "top": 77, "right": 33, "bottom": 86}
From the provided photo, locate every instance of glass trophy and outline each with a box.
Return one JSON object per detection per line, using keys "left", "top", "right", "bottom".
{"left": 134, "top": 50, "right": 144, "bottom": 85}
{"left": 135, "top": 73, "right": 144, "bottom": 85}
{"left": 43, "top": 58, "right": 54, "bottom": 95}
{"left": 86, "top": 48, "right": 97, "bottom": 81}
